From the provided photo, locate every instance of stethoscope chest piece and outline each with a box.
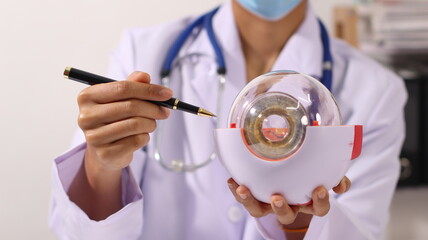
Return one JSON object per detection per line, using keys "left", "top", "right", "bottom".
{"left": 215, "top": 71, "right": 363, "bottom": 205}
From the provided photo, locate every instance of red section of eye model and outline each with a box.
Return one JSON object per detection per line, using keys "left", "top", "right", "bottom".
{"left": 351, "top": 125, "right": 363, "bottom": 160}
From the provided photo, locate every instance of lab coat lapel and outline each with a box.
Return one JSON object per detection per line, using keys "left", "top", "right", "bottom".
{"left": 180, "top": 3, "right": 249, "bottom": 236}
{"left": 184, "top": 2, "right": 246, "bottom": 119}
{"left": 179, "top": 0, "right": 247, "bottom": 224}
{"left": 181, "top": 0, "right": 246, "bottom": 169}
{"left": 179, "top": 31, "right": 218, "bottom": 185}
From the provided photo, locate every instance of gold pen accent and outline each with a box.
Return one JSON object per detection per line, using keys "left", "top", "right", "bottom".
{"left": 173, "top": 98, "right": 179, "bottom": 110}
{"left": 64, "top": 66, "right": 71, "bottom": 79}
{"left": 198, "top": 108, "right": 216, "bottom": 117}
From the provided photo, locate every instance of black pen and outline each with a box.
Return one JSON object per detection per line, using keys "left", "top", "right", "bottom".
{"left": 63, "top": 67, "right": 215, "bottom": 117}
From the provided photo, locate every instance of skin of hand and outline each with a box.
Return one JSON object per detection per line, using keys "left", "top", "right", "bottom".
{"left": 68, "top": 71, "right": 172, "bottom": 220}
{"left": 227, "top": 176, "right": 351, "bottom": 233}
{"left": 78, "top": 71, "right": 172, "bottom": 170}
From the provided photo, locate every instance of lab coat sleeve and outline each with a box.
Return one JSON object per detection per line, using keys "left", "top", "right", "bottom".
{"left": 49, "top": 143, "right": 145, "bottom": 240}
{"left": 254, "top": 63, "right": 407, "bottom": 239}
{"left": 49, "top": 30, "right": 146, "bottom": 239}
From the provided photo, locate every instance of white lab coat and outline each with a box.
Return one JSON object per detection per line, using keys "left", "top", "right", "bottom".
{"left": 49, "top": 1, "right": 407, "bottom": 239}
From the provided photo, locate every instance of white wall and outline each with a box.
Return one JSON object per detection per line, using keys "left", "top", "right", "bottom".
{"left": 0, "top": 0, "right": 350, "bottom": 239}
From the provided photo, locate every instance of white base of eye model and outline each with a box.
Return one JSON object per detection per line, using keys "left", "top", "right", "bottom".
{"left": 215, "top": 125, "right": 362, "bottom": 205}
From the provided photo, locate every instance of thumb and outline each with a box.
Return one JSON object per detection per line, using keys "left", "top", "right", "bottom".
{"left": 127, "top": 71, "right": 151, "bottom": 83}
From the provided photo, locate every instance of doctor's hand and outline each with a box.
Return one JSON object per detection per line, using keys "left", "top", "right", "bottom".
{"left": 227, "top": 177, "right": 351, "bottom": 236}
{"left": 69, "top": 71, "right": 172, "bottom": 221}
{"left": 77, "top": 71, "right": 172, "bottom": 171}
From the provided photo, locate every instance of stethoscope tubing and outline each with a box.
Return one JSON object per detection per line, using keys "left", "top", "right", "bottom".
{"left": 154, "top": 5, "right": 333, "bottom": 172}
{"left": 161, "top": 7, "right": 225, "bottom": 78}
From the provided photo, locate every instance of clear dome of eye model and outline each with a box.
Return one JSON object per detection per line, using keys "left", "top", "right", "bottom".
{"left": 228, "top": 70, "right": 343, "bottom": 160}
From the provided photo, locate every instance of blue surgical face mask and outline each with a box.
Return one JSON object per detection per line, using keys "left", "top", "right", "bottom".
{"left": 236, "top": 0, "right": 303, "bottom": 21}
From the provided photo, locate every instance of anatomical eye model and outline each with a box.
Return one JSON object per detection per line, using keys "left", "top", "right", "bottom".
{"left": 216, "top": 71, "right": 362, "bottom": 205}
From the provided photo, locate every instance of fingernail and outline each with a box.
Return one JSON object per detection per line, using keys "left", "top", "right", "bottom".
{"left": 228, "top": 183, "right": 234, "bottom": 189}
{"left": 160, "top": 88, "right": 173, "bottom": 98}
{"left": 318, "top": 190, "right": 326, "bottom": 199}
{"left": 239, "top": 193, "right": 248, "bottom": 200}
{"left": 274, "top": 200, "right": 284, "bottom": 208}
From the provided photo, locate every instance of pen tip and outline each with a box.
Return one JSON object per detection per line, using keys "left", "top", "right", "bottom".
{"left": 64, "top": 67, "right": 71, "bottom": 79}
{"left": 198, "top": 108, "right": 216, "bottom": 117}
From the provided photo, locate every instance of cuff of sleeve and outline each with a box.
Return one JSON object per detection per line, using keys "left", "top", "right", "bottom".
{"left": 50, "top": 143, "right": 144, "bottom": 239}
{"left": 254, "top": 214, "right": 286, "bottom": 240}
{"left": 54, "top": 142, "right": 143, "bottom": 205}
{"left": 121, "top": 162, "right": 143, "bottom": 205}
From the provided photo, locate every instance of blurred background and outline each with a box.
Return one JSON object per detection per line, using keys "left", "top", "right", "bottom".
{"left": 0, "top": 0, "right": 426, "bottom": 239}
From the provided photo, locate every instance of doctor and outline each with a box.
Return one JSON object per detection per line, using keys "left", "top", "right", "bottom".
{"left": 50, "top": 0, "right": 406, "bottom": 239}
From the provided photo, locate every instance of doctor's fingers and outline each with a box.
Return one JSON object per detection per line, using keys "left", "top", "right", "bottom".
{"left": 84, "top": 117, "right": 156, "bottom": 146}
{"left": 78, "top": 99, "right": 170, "bottom": 130}
{"left": 127, "top": 71, "right": 151, "bottom": 83}
{"left": 270, "top": 195, "right": 299, "bottom": 225}
{"left": 298, "top": 186, "right": 330, "bottom": 217}
{"left": 332, "top": 176, "right": 351, "bottom": 194}
{"left": 227, "top": 178, "right": 273, "bottom": 218}
{"left": 77, "top": 80, "right": 173, "bottom": 105}
{"left": 92, "top": 133, "right": 150, "bottom": 167}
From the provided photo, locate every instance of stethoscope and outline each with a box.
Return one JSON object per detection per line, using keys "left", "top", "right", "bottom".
{"left": 153, "top": 6, "right": 333, "bottom": 172}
